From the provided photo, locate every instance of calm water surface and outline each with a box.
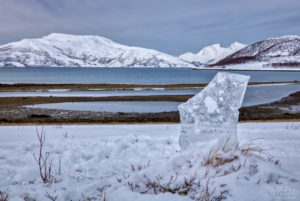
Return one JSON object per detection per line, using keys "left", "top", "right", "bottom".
{"left": 0, "top": 67, "right": 299, "bottom": 84}
{"left": 24, "top": 83, "right": 300, "bottom": 112}
{"left": 2, "top": 84, "right": 300, "bottom": 107}
{"left": 27, "top": 101, "right": 180, "bottom": 113}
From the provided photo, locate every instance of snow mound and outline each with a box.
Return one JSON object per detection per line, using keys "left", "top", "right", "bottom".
{"left": 125, "top": 138, "right": 298, "bottom": 201}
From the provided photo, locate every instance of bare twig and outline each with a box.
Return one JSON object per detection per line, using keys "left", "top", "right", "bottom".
{"left": 62, "top": 132, "right": 68, "bottom": 139}
{"left": 33, "top": 127, "right": 54, "bottom": 183}
{"left": 45, "top": 192, "right": 58, "bottom": 201}
{"left": 81, "top": 193, "right": 97, "bottom": 201}
{"left": 0, "top": 190, "right": 9, "bottom": 201}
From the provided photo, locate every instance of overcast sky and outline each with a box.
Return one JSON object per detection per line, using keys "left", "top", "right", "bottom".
{"left": 1, "top": 0, "right": 300, "bottom": 55}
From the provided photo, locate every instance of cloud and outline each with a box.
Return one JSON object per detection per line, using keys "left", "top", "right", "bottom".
{"left": 0, "top": 0, "right": 299, "bottom": 55}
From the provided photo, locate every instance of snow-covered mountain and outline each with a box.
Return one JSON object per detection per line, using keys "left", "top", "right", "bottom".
{"left": 1, "top": 33, "right": 299, "bottom": 69}
{"left": 0, "top": 33, "right": 193, "bottom": 67}
{"left": 213, "top": 35, "right": 300, "bottom": 68}
{"left": 179, "top": 42, "right": 246, "bottom": 66}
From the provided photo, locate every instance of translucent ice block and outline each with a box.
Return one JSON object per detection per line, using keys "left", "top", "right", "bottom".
{"left": 178, "top": 72, "right": 250, "bottom": 149}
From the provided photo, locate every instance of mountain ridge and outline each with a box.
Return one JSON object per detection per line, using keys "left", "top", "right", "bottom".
{"left": 0, "top": 33, "right": 193, "bottom": 68}
{"left": 179, "top": 42, "right": 246, "bottom": 66}
{"left": 0, "top": 33, "right": 299, "bottom": 69}
{"left": 213, "top": 35, "right": 300, "bottom": 68}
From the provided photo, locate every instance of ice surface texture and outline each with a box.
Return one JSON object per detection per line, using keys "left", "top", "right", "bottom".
{"left": 178, "top": 72, "right": 250, "bottom": 149}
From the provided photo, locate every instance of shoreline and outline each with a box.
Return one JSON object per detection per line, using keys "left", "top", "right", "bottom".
{"left": 0, "top": 95, "right": 189, "bottom": 107}
{"left": 0, "top": 82, "right": 299, "bottom": 125}
{"left": 0, "top": 81, "right": 299, "bottom": 91}
{"left": 2, "top": 66, "right": 300, "bottom": 72}
{"left": 192, "top": 67, "right": 300, "bottom": 72}
{"left": 0, "top": 118, "right": 300, "bottom": 126}
{"left": 0, "top": 91, "right": 299, "bottom": 124}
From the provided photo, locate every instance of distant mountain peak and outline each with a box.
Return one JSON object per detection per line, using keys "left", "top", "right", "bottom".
{"left": 179, "top": 42, "right": 246, "bottom": 65}
{"left": 267, "top": 35, "right": 300, "bottom": 40}
{"left": 213, "top": 35, "right": 300, "bottom": 67}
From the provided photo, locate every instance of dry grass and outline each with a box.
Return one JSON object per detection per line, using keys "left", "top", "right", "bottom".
{"left": 127, "top": 136, "right": 279, "bottom": 200}
{"left": 128, "top": 174, "right": 229, "bottom": 201}
{"left": 203, "top": 137, "right": 270, "bottom": 169}
{"left": 0, "top": 191, "right": 8, "bottom": 201}
{"left": 203, "top": 138, "right": 239, "bottom": 168}
{"left": 240, "top": 141, "right": 267, "bottom": 155}
{"left": 45, "top": 192, "right": 58, "bottom": 201}
{"left": 130, "top": 161, "right": 150, "bottom": 172}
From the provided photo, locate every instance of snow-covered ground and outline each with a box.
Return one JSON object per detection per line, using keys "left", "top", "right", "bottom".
{"left": 201, "top": 63, "right": 300, "bottom": 71}
{"left": 0, "top": 123, "right": 299, "bottom": 201}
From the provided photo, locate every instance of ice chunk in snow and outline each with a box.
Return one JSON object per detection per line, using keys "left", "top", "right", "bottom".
{"left": 178, "top": 72, "right": 250, "bottom": 149}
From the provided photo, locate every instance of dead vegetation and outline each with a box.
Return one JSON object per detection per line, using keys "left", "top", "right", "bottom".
{"left": 0, "top": 191, "right": 8, "bottom": 201}
{"left": 45, "top": 192, "right": 58, "bottom": 201}
{"left": 128, "top": 173, "right": 229, "bottom": 201}
{"left": 125, "top": 136, "right": 280, "bottom": 201}
{"left": 5, "top": 125, "right": 284, "bottom": 201}
{"left": 33, "top": 128, "right": 61, "bottom": 184}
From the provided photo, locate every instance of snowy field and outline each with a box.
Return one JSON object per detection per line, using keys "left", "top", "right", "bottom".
{"left": 0, "top": 122, "right": 299, "bottom": 201}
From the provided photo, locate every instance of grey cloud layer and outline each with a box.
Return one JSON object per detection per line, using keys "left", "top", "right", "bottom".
{"left": 1, "top": 0, "right": 300, "bottom": 55}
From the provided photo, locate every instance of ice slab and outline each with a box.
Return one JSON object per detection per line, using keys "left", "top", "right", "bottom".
{"left": 178, "top": 72, "right": 250, "bottom": 149}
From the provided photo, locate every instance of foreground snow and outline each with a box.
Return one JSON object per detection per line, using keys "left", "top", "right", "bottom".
{"left": 0, "top": 123, "right": 299, "bottom": 200}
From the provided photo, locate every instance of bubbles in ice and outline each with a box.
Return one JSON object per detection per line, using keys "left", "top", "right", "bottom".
{"left": 178, "top": 72, "right": 250, "bottom": 149}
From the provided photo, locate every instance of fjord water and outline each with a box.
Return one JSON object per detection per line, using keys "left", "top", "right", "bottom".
{"left": 0, "top": 67, "right": 299, "bottom": 84}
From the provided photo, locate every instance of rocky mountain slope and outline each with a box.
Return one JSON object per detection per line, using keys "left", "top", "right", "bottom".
{"left": 0, "top": 33, "right": 193, "bottom": 67}
{"left": 179, "top": 42, "right": 246, "bottom": 66}
{"left": 213, "top": 35, "right": 300, "bottom": 68}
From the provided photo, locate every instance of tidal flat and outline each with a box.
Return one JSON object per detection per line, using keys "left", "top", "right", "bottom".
{"left": 0, "top": 91, "right": 299, "bottom": 124}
